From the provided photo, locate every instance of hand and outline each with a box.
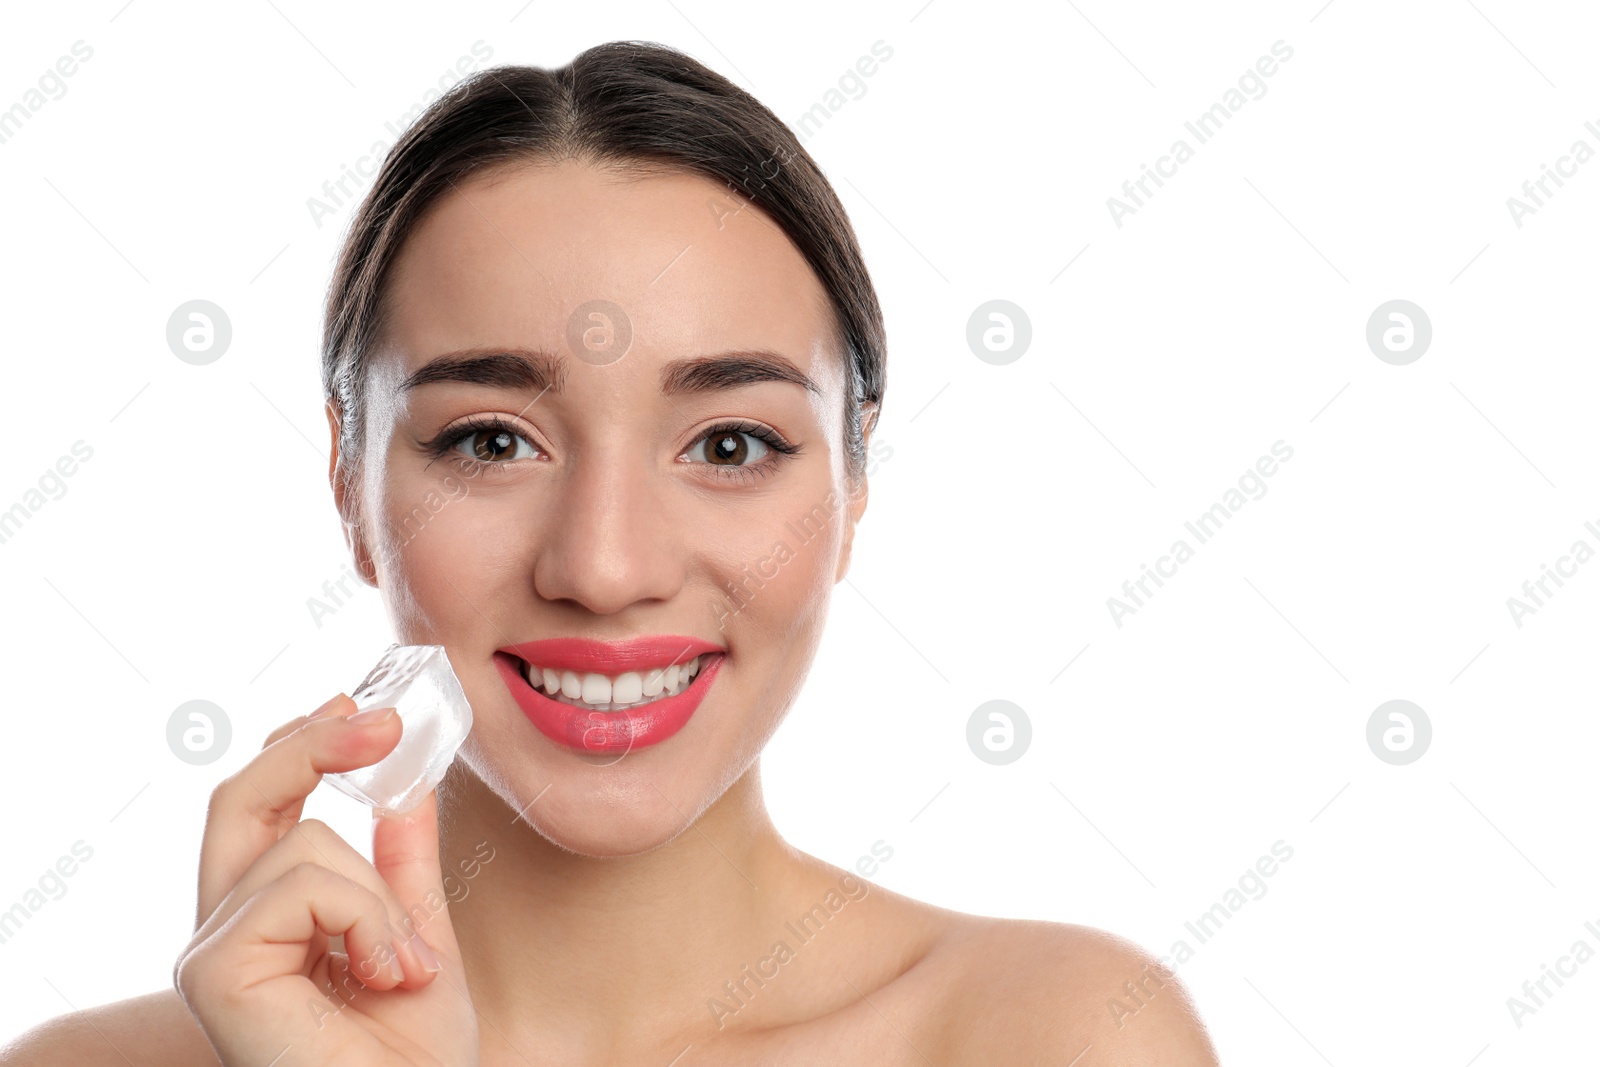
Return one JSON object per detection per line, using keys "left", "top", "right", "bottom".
{"left": 174, "top": 693, "right": 480, "bottom": 1066}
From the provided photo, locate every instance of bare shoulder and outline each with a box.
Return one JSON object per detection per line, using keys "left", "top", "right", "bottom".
{"left": 917, "top": 912, "right": 1220, "bottom": 1065}
{"left": 1, "top": 988, "right": 218, "bottom": 1067}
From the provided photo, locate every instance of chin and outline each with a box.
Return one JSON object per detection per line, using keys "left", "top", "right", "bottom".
{"left": 472, "top": 754, "right": 724, "bottom": 857}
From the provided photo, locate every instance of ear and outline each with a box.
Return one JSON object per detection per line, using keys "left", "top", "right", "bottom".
{"left": 327, "top": 399, "right": 379, "bottom": 589}
{"left": 834, "top": 402, "right": 878, "bottom": 584}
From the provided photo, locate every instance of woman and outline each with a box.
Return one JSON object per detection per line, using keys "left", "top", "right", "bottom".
{"left": 6, "top": 41, "right": 1219, "bottom": 1065}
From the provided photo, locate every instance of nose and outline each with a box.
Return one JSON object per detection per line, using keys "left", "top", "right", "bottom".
{"left": 530, "top": 447, "right": 685, "bottom": 615}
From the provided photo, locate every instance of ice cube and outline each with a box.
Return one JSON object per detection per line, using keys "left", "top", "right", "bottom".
{"left": 323, "top": 644, "right": 472, "bottom": 815}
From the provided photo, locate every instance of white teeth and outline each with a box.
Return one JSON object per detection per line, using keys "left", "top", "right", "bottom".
{"left": 522, "top": 655, "right": 708, "bottom": 711}
{"left": 613, "top": 671, "right": 642, "bottom": 703}
{"left": 581, "top": 672, "right": 611, "bottom": 704}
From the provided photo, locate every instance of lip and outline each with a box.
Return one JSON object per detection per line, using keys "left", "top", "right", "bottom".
{"left": 499, "top": 635, "right": 723, "bottom": 675}
{"left": 494, "top": 636, "right": 726, "bottom": 753}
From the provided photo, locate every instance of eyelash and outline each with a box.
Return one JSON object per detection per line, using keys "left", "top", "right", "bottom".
{"left": 692, "top": 420, "right": 802, "bottom": 484}
{"left": 424, "top": 415, "right": 537, "bottom": 472}
{"left": 423, "top": 416, "right": 801, "bottom": 482}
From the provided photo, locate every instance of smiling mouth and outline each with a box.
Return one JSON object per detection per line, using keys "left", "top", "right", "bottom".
{"left": 514, "top": 654, "right": 712, "bottom": 712}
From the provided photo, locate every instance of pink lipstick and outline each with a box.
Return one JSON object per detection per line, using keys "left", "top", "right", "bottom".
{"left": 494, "top": 635, "right": 724, "bottom": 752}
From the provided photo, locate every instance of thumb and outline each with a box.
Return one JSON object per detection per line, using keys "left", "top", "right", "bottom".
{"left": 371, "top": 790, "right": 460, "bottom": 966}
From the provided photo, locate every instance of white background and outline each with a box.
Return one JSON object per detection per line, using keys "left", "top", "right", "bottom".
{"left": 2, "top": 1, "right": 1597, "bottom": 1062}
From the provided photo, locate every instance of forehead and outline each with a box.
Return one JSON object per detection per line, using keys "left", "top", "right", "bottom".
{"left": 377, "top": 160, "right": 839, "bottom": 388}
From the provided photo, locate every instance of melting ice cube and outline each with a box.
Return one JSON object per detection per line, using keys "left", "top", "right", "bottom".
{"left": 323, "top": 644, "right": 472, "bottom": 815}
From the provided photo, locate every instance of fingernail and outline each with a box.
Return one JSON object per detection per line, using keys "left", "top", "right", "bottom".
{"left": 386, "top": 948, "right": 404, "bottom": 982}
{"left": 308, "top": 692, "right": 348, "bottom": 718}
{"left": 347, "top": 705, "right": 396, "bottom": 726}
{"left": 408, "top": 931, "right": 443, "bottom": 973}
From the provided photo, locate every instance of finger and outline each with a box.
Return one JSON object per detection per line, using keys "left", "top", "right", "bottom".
{"left": 181, "top": 862, "right": 407, "bottom": 1019}
{"left": 195, "top": 817, "right": 440, "bottom": 987}
{"left": 371, "top": 790, "right": 457, "bottom": 978}
{"left": 239, "top": 695, "right": 357, "bottom": 838}
{"left": 260, "top": 692, "right": 355, "bottom": 750}
{"left": 197, "top": 706, "right": 402, "bottom": 925}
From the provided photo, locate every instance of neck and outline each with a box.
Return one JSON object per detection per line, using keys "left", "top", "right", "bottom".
{"left": 434, "top": 759, "right": 815, "bottom": 1052}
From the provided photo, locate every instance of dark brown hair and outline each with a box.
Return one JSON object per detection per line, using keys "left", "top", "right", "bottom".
{"left": 321, "top": 40, "right": 886, "bottom": 489}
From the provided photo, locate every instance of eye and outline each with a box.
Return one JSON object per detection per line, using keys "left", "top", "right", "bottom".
{"left": 435, "top": 417, "right": 539, "bottom": 464}
{"left": 688, "top": 429, "right": 772, "bottom": 467}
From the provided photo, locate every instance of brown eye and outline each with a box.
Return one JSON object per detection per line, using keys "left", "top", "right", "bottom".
{"left": 710, "top": 433, "right": 746, "bottom": 465}
{"left": 452, "top": 427, "right": 535, "bottom": 462}
{"left": 689, "top": 430, "right": 770, "bottom": 467}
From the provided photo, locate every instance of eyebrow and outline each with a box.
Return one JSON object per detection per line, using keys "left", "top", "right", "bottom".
{"left": 660, "top": 350, "right": 819, "bottom": 396}
{"left": 399, "top": 347, "right": 566, "bottom": 394}
{"left": 398, "top": 346, "right": 819, "bottom": 396}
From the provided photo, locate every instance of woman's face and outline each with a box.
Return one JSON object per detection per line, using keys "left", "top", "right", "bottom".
{"left": 329, "top": 160, "right": 868, "bottom": 855}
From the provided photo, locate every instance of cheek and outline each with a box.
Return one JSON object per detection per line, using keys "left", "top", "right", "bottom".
{"left": 710, "top": 488, "right": 845, "bottom": 644}
{"left": 368, "top": 468, "right": 514, "bottom": 634}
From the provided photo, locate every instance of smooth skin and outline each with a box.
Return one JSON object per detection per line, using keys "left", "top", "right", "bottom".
{"left": 3, "top": 162, "right": 1219, "bottom": 1066}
